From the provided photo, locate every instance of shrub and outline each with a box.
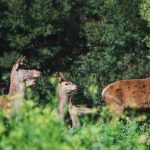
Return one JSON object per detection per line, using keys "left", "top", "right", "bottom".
{"left": 0, "top": 100, "right": 149, "bottom": 150}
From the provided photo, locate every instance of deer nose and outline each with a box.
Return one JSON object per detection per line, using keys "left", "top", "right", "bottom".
{"left": 37, "top": 71, "right": 42, "bottom": 76}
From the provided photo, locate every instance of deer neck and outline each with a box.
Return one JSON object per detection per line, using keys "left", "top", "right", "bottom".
{"left": 9, "top": 67, "right": 25, "bottom": 97}
{"left": 58, "top": 90, "right": 69, "bottom": 105}
{"left": 58, "top": 89, "right": 70, "bottom": 120}
{"left": 9, "top": 81, "right": 26, "bottom": 97}
{"left": 9, "top": 78, "right": 26, "bottom": 113}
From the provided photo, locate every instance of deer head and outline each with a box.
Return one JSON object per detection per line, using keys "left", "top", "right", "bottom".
{"left": 9, "top": 56, "right": 42, "bottom": 94}
{"left": 56, "top": 72, "right": 77, "bottom": 94}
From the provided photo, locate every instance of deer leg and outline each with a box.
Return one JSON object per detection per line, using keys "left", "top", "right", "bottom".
{"left": 58, "top": 104, "right": 66, "bottom": 123}
{"left": 76, "top": 106, "right": 93, "bottom": 115}
{"left": 69, "top": 104, "right": 80, "bottom": 128}
{"left": 109, "top": 102, "right": 124, "bottom": 116}
{"left": 105, "top": 93, "right": 124, "bottom": 116}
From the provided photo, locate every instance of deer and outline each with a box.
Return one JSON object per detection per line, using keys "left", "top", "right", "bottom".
{"left": 56, "top": 72, "right": 94, "bottom": 127}
{"left": 0, "top": 56, "right": 41, "bottom": 116}
{"left": 101, "top": 78, "right": 150, "bottom": 115}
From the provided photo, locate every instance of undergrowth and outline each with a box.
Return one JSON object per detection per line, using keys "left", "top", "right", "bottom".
{"left": 0, "top": 101, "right": 149, "bottom": 150}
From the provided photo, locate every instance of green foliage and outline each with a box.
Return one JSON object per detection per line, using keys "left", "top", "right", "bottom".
{"left": 69, "top": 0, "right": 149, "bottom": 104}
{"left": 0, "top": 101, "right": 149, "bottom": 150}
{"left": 141, "top": 0, "right": 150, "bottom": 59}
{"left": 0, "top": 101, "right": 65, "bottom": 150}
{"left": 0, "top": 0, "right": 149, "bottom": 105}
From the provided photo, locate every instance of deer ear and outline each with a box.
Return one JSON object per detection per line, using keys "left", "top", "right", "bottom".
{"left": 19, "top": 56, "right": 26, "bottom": 65}
{"left": 15, "top": 56, "right": 26, "bottom": 70}
{"left": 56, "top": 72, "right": 65, "bottom": 83}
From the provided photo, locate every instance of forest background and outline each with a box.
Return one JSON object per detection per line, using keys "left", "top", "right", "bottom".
{"left": 0, "top": 0, "right": 150, "bottom": 105}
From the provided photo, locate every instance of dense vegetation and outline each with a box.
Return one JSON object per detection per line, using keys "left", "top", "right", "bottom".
{"left": 0, "top": 101, "right": 150, "bottom": 150}
{"left": 0, "top": 0, "right": 150, "bottom": 149}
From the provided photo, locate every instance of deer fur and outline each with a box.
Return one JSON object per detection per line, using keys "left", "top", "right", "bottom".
{"left": 56, "top": 72, "right": 93, "bottom": 127}
{"left": 0, "top": 56, "right": 41, "bottom": 115}
{"left": 102, "top": 78, "right": 150, "bottom": 115}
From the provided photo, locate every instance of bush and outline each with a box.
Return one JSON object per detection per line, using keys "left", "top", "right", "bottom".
{"left": 0, "top": 100, "right": 149, "bottom": 150}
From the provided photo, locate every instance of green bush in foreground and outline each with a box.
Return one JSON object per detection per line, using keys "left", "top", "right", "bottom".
{"left": 0, "top": 101, "right": 149, "bottom": 150}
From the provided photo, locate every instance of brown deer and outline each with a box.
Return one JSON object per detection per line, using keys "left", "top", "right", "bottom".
{"left": 0, "top": 56, "right": 41, "bottom": 116}
{"left": 101, "top": 78, "right": 150, "bottom": 115}
{"left": 56, "top": 72, "right": 93, "bottom": 127}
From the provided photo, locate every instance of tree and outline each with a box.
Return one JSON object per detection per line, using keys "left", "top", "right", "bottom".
{"left": 70, "top": 0, "right": 149, "bottom": 104}
{"left": 0, "top": 0, "right": 149, "bottom": 106}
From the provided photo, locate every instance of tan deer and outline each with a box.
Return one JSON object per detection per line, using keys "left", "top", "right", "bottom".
{"left": 0, "top": 56, "right": 41, "bottom": 116}
{"left": 56, "top": 72, "right": 93, "bottom": 127}
{"left": 101, "top": 78, "right": 150, "bottom": 115}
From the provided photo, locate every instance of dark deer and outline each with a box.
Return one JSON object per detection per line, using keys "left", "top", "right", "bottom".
{"left": 0, "top": 56, "right": 41, "bottom": 115}
{"left": 56, "top": 72, "right": 93, "bottom": 127}
{"left": 102, "top": 78, "right": 150, "bottom": 115}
